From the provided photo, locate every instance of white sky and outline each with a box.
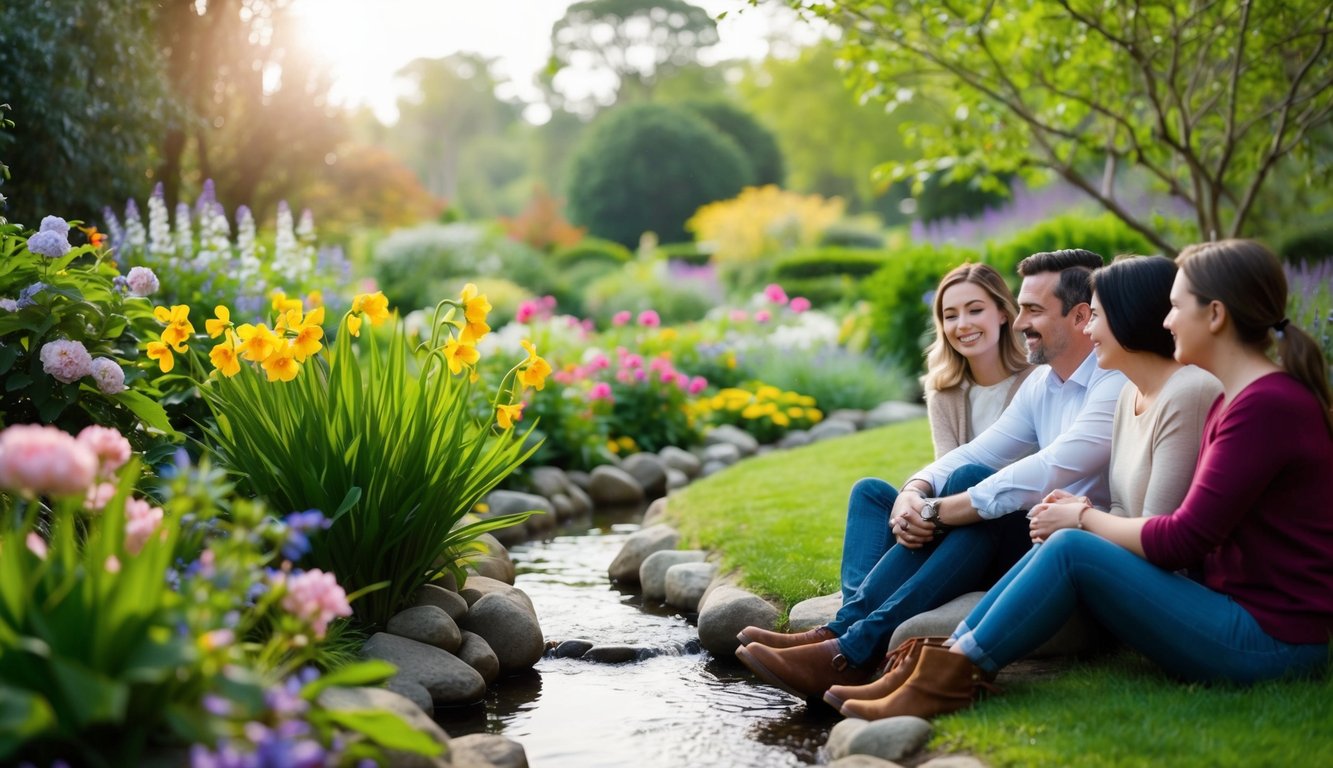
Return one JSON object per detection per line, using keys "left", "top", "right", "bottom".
{"left": 288, "top": 0, "right": 823, "bottom": 123}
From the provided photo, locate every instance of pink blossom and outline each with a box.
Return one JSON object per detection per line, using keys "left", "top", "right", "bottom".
{"left": 588, "top": 353, "right": 610, "bottom": 370}
{"left": 90, "top": 357, "right": 126, "bottom": 394}
{"left": 634, "top": 368, "right": 647, "bottom": 381}
{"left": 554, "top": 370, "right": 576, "bottom": 386}
{"left": 764, "top": 283, "right": 789, "bottom": 305}
{"left": 754, "top": 309, "right": 772, "bottom": 324}
{"left": 515, "top": 300, "right": 538, "bottom": 323}
{"left": 581, "top": 318, "right": 596, "bottom": 333}
{"left": 611, "top": 310, "right": 632, "bottom": 327}
{"left": 105, "top": 555, "right": 121, "bottom": 573}
{"left": 649, "top": 356, "right": 671, "bottom": 372}
{"left": 0, "top": 424, "right": 97, "bottom": 497}
{"left": 623, "top": 353, "right": 643, "bottom": 369}
{"left": 540, "top": 295, "right": 557, "bottom": 310}
{"left": 672, "top": 372, "right": 689, "bottom": 388}
{"left": 659, "top": 369, "right": 677, "bottom": 383}
{"left": 39, "top": 339, "right": 93, "bottom": 384}
{"left": 124, "top": 497, "right": 164, "bottom": 555}
{"left": 126, "top": 266, "right": 160, "bottom": 297}
{"left": 588, "top": 382, "right": 613, "bottom": 400}
{"left": 26, "top": 532, "right": 48, "bottom": 560}
{"left": 281, "top": 568, "right": 353, "bottom": 639}
{"left": 637, "top": 309, "right": 661, "bottom": 327}
{"left": 789, "top": 296, "right": 812, "bottom": 313}
{"left": 78, "top": 425, "right": 132, "bottom": 477}
{"left": 688, "top": 375, "right": 708, "bottom": 395}
{"left": 85, "top": 481, "right": 117, "bottom": 511}
{"left": 729, "top": 309, "right": 748, "bottom": 323}
{"left": 615, "top": 368, "right": 633, "bottom": 384}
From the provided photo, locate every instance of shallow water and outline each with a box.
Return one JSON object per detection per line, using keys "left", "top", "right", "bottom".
{"left": 439, "top": 511, "right": 838, "bottom": 767}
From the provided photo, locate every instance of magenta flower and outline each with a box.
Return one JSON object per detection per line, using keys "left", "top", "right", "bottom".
{"left": 515, "top": 300, "right": 539, "bottom": 323}
{"left": 688, "top": 375, "right": 708, "bottom": 395}
{"left": 637, "top": 309, "right": 661, "bottom": 327}
{"left": 789, "top": 296, "right": 812, "bottom": 313}
{"left": 623, "top": 353, "right": 643, "bottom": 369}
{"left": 588, "top": 382, "right": 613, "bottom": 400}
{"left": 611, "top": 310, "right": 632, "bottom": 327}
{"left": 755, "top": 309, "right": 772, "bottom": 324}
{"left": 763, "top": 283, "right": 789, "bottom": 305}
{"left": 0, "top": 424, "right": 97, "bottom": 497}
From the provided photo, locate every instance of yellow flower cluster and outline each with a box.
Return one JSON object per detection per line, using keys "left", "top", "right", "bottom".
{"left": 606, "top": 435, "right": 637, "bottom": 455}
{"left": 205, "top": 300, "right": 327, "bottom": 382}
{"left": 146, "top": 304, "right": 194, "bottom": 373}
{"left": 694, "top": 384, "right": 823, "bottom": 443}
{"left": 685, "top": 185, "right": 846, "bottom": 265}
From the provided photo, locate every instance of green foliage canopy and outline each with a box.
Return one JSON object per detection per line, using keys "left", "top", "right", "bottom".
{"left": 681, "top": 99, "right": 785, "bottom": 186}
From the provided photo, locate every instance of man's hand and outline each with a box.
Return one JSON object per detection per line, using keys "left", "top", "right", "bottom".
{"left": 890, "top": 491, "right": 934, "bottom": 549}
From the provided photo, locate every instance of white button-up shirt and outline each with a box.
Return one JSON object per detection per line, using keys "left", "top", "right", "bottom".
{"left": 911, "top": 352, "right": 1125, "bottom": 519}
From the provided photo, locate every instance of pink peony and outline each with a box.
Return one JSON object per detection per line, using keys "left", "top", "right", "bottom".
{"left": 688, "top": 375, "right": 708, "bottom": 395}
{"left": 611, "top": 310, "right": 632, "bottom": 327}
{"left": 588, "top": 382, "right": 613, "bottom": 400}
{"left": 124, "top": 497, "right": 165, "bottom": 555}
{"left": 587, "top": 352, "right": 610, "bottom": 370}
{"left": 281, "top": 568, "right": 352, "bottom": 638}
{"left": 78, "top": 426, "right": 132, "bottom": 477}
{"left": 763, "top": 283, "right": 789, "bottom": 305}
{"left": 789, "top": 296, "right": 812, "bottom": 313}
{"left": 0, "top": 424, "right": 97, "bottom": 497}
{"left": 39, "top": 339, "right": 93, "bottom": 384}
{"left": 623, "top": 353, "right": 643, "bottom": 369}
{"left": 125, "top": 266, "right": 160, "bottom": 297}
{"left": 754, "top": 309, "right": 772, "bottom": 324}
{"left": 89, "top": 357, "right": 126, "bottom": 394}
{"left": 637, "top": 310, "right": 661, "bottom": 327}
{"left": 515, "top": 300, "right": 538, "bottom": 323}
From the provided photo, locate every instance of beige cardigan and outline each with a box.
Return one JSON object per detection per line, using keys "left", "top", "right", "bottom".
{"left": 925, "top": 366, "right": 1036, "bottom": 459}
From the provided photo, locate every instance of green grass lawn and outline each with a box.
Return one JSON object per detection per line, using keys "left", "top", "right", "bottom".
{"left": 666, "top": 419, "right": 1333, "bottom": 767}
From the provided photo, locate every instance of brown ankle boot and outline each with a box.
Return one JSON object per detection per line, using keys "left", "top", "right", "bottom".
{"left": 839, "top": 645, "right": 997, "bottom": 721}
{"left": 822, "top": 636, "right": 948, "bottom": 710}
{"left": 736, "top": 624, "right": 835, "bottom": 649}
{"left": 735, "top": 638, "right": 871, "bottom": 700}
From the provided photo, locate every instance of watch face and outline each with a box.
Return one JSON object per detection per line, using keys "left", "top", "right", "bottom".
{"left": 921, "top": 501, "right": 938, "bottom": 520}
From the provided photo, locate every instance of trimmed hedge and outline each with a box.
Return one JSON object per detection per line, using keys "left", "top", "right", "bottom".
{"left": 552, "top": 237, "right": 633, "bottom": 268}
{"left": 656, "top": 241, "right": 713, "bottom": 266}
{"left": 1278, "top": 225, "right": 1333, "bottom": 266}
{"left": 774, "top": 247, "right": 892, "bottom": 280}
{"left": 986, "top": 212, "right": 1155, "bottom": 275}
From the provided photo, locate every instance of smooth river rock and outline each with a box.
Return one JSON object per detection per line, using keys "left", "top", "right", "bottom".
{"left": 607, "top": 524, "right": 679, "bottom": 584}
{"left": 386, "top": 604, "right": 462, "bottom": 653}
{"left": 659, "top": 445, "right": 702, "bottom": 478}
{"left": 664, "top": 561, "right": 717, "bottom": 611}
{"left": 620, "top": 452, "right": 668, "bottom": 498}
{"left": 457, "top": 630, "right": 501, "bottom": 685}
{"left": 413, "top": 583, "right": 470, "bottom": 622}
{"left": 697, "top": 585, "right": 779, "bottom": 657}
{"left": 318, "top": 686, "right": 450, "bottom": 768}
{"left": 449, "top": 733, "right": 528, "bottom": 768}
{"left": 362, "top": 632, "right": 486, "bottom": 709}
{"left": 639, "top": 549, "right": 707, "bottom": 601}
{"left": 587, "top": 465, "right": 646, "bottom": 505}
{"left": 460, "top": 591, "right": 545, "bottom": 676}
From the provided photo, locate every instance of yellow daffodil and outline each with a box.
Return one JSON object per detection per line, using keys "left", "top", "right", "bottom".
{"left": 305, "top": 289, "right": 324, "bottom": 308}
{"left": 146, "top": 341, "right": 174, "bottom": 373}
{"left": 516, "top": 339, "right": 552, "bottom": 391}
{"left": 261, "top": 343, "right": 300, "bottom": 382}
{"left": 443, "top": 337, "right": 480, "bottom": 375}
{"left": 209, "top": 338, "right": 241, "bottom": 377}
{"left": 458, "top": 283, "right": 492, "bottom": 343}
{"left": 153, "top": 304, "right": 191, "bottom": 326}
{"left": 346, "top": 313, "right": 363, "bottom": 337}
{"left": 495, "top": 402, "right": 524, "bottom": 430}
{"left": 161, "top": 321, "right": 192, "bottom": 352}
{"left": 353, "top": 291, "right": 390, "bottom": 326}
{"left": 270, "top": 290, "right": 302, "bottom": 314}
{"left": 205, "top": 305, "right": 231, "bottom": 338}
{"left": 290, "top": 320, "right": 324, "bottom": 361}
{"left": 236, "top": 323, "right": 280, "bottom": 363}
{"left": 459, "top": 317, "right": 491, "bottom": 345}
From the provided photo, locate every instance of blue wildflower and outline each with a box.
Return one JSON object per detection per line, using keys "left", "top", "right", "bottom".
{"left": 39, "top": 215, "right": 70, "bottom": 237}
{"left": 17, "top": 282, "right": 47, "bottom": 309}
{"left": 27, "top": 230, "right": 71, "bottom": 258}
{"left": 279, "top": 510, "right": 330, "bottom": 562}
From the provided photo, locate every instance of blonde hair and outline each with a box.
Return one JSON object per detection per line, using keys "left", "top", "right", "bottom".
{"left": 921, "top": 263, "right": 1028, "bottom": 394}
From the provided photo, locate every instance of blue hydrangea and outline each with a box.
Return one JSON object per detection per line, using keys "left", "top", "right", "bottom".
{"left": 27, "top": 229, "right": 71, "bottom": 258}
{"left": 39, "top": 215, "right": 70, "bottom": 237}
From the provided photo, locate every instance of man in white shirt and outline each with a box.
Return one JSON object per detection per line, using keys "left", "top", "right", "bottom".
{"left": 736, "top": 249, "right": 1126, "bottom": 700}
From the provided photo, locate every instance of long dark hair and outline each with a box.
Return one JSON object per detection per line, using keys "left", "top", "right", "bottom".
{"left": 1089, "top": 255, "right": 1177, "bottom": 359}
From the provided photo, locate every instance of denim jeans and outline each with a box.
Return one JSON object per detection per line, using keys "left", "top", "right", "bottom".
{"left": 829, "top": 464, "right": 1032, "bottom": 666}
{"left": 951, "top": 529, "right": 1330, "bottom": 683}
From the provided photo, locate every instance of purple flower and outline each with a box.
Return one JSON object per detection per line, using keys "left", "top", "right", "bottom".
{"left": 0, "top": 298, "right": 16, "bottom": 312}
{"left": 17, "top": 282, "right": 46, "bottom": 309}
{"left": 126, "top": 266, "right": 160, "bottom": 297}
{"left": 27, "top": 229, "right": 71, "bottom": 258}
{"left": 279, "top": 510, "right": 330, "bottom": 561}
{"left": 39, "top": 215, "right": 70, "bottom": 237}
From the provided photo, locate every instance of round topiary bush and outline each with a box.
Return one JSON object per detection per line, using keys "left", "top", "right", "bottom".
{"left": 565, "top": 103, "right": 750, "bottom": 247}
{"left": 681, "top": 99, "right": 785, "bottom": 187}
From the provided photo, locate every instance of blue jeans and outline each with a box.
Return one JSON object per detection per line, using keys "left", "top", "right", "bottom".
{"left": 952, "top": 529, "right": 1330, "bottom": 683}
{"left": 829, "top": 464, "right": 1032, "bottom": 666}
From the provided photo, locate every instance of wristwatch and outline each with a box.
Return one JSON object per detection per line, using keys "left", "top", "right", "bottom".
{"left": 918, "top": 498, "right": 950, "bottom": 535}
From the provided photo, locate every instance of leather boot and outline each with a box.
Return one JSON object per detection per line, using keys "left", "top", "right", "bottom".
{"left": 735, "top": 638, "right": 871, "bottom": 700}
{"left": 736, "top": 624, "right": 836, "bottom": 649}
{"left": 839, "top": 645, "right": 997, "bottom": 721}
{"left": 822, "top": 636, "right": 948, "bottom": 710}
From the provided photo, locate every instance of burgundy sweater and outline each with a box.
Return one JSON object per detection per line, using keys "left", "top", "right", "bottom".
{"left": 1141, "top": 373, "right": 1333, "bottom": 644}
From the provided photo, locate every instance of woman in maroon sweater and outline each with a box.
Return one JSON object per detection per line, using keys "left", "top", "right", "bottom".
{"left": 836, "top": 239, "right": 1333, "bottom": 721}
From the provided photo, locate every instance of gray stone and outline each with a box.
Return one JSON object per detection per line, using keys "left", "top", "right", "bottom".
{"left": 457, "top": 630, "right": 500, "bottom": 685}
{"left": 566, "top": 470, "right": 591, "bottom": 491}
{"left": 664, "top": 561, "right": 717, "bottom": 611}
{"left": 789, "top": 591, "right": 842, "bottom": 631}
{"left": 459, "top": 592, "right": 545, "bottom": 675}
{"left": 460, "top": 576, "right": 536, "bottom": 614}
{"left": 847, "top": 717, "right": 933, "bottom": 763}
{"left": 666, "top": 467, "right": 690, "bottom": 491}
{"left": 551, "top": 493, "right": 577, "bottom": 521}
{"left": 386, "top": 605, "right": 462, "bottom": 653}
{"left": 641, "top": 496, "right": 669, "bottom": 527}
{"left": 566, "top": 484, "right": 594, "bottom": 515}
{"left": 318, "top": 686, "right": 450, "bottom": 768}
{"left": 705, "top": 424, "right": 759, "bottom": 456}
{"left": 697, "top": 585, "right": 780, "bottom": 657}
{"left": 582, "top": 644, "right": 640, "bottom": 664}
{"left": 829, "top": 757, "right": 906, "bottom": 768}
{"left": 449, "top": 733, "right": 528, "bottom": 768}
{"left": 701, "top": 442, "right": 742, "bottom": 466}
{"left": 587, "top": 465, "right": 645, "bottom": 505}
{"left": 700, "top": 460, "right": 729, "bottom": 477}
{"left": 528, "top": 465, "right": 571, "bottom": 499}
{"left": 525, "top": 506, "right": 556, "bottom": 539}
{"left": 607, "top": 524, "right": 679, "bottom": 584}
{"left": 621, "top": 452, "right": 668, "bottom": 498}
{"left": 472, "top": 555, "right": 517, "bottom": 584}
{"left": 828, "top": 409, "right": 869, "bottom": 429}
{"left": 865, "top": 401, "right": 929, "bottom": 429}
{"left": 918, "top": 757, "right": 989, "bottom": 768}
{"left": 484, "top": 489, "right": 555, "bottom": 519}
{"left": 552, "top": 639, "right": 593, "bottom": 658}
{"left": 639, "top": 549, "right": 707, "bottom": 600}
{"left": 659, "top": 445, "right": 702, "bottom": 478}
{"left": 384, "top": 679, "right": 434, "bottom": 715}
{"left": 413, "top": 584, "right": 469, "bottom": 622}
{"left": 809, "top": 419, "right": 858, "bottom": 442}
{"left": 776, "top": 430, "right": 813, "bottom": 449}
{"left": 362, "top": 632, "right": 486, "bottom": 708}
{"left": 756, "top": 445, "right": 776, "bottom": 456}
{"left": 828, "top": 718, "right": 871, "bottom": 760}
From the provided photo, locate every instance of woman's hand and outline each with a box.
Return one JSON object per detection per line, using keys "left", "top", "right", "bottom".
{"left": 1028, "top": 499, "right": 1089, "bottom": 543}
{"left": 1041, "top": 488, "right": 1080, "bottom": 505}
{"left": 890, "top": 492, "right": 934, "bottom": 550}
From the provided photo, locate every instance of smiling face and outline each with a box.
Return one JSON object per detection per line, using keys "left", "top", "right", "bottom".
{"left": 1084, "top": 291, "right": 1125, "bottom": 370}
{"left": 1014, "top": 271, "right": 1082, "bottom": 367}
{"left": 1164, "top": 269, "right": 1213, "bottom": 367}
{"left": 939, "top": 281, "right": 1007, "bottom": 366}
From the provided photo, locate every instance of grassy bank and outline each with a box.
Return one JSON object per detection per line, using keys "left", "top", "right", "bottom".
{"left": 665, "top": 419, "right": 1333, "bottom": 767}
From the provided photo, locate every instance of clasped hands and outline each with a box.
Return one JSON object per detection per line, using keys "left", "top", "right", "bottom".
{"left": 888, "top": 490, "right": 941, "bottom": 550}
{"left": 1026, "top": 489, "right": 1088, "bottom": 544}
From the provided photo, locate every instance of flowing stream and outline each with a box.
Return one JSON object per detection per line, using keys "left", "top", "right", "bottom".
{"left": 439, "top": 506, "right": 838, "bottom": 767}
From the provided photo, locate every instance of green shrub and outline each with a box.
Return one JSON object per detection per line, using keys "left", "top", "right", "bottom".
{"left": 819, "top": 223, "right": 886, "bottom": 249}
{"left": 372, "top": 223, "right": 555, "bottom": 311}
{"left": 773, "top": 247, "right": 892, "bottom": 280}
{"left": 746, "top": 345, "right": 912, "bottom": 411}
{"left": 1278, "top": 224, "right": 1333, "bottom": 266}
{"left": 775, "top": 276, "right": 860, "bottom": 307}
{"left": 565, "top": 103, "right": 750, "bottom": 247}
{"left": 581, "top": 259, "right": 719, "bottom": 326}
{"left": 681, "top": 99, "right": 785, "bottom": 186}
{"left": 551, "top": 236, "right": 632, "bottom": 268}
{"left": 656, "top": 241, "right": 714, "bottom": 266}
{"left": 985, "top": 212, "right": 1154, "bottom": 275}
{"left": 863, "top": 242, "right": 980, "bottom": 372}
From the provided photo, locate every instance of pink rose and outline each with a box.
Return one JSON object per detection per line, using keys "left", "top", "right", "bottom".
{"left": 612, "top": 311, "right": 632, "bottom": 327}
{"left": 39, "top": 339, "right": 93, "bottom": 384}
{"left": 637, "top": 310, "right": 661, "bottom": 327}
{"left": 763, "top": 283, "right": 789, "bottom": 305}
{"left": 588, "top": 382, "right": 613, "bottom": 400}
{"left": 90, "top": 358, "right": 126, "bottom": 394}
{"left": 789, "top": 297, "right": 812, "bottom": 313}
{"left": 754, "top": 309, "right": 772, "bottom": 324}
{"left": 0, "top": 424, "right": 97, "bottom": 497}
{"left": 515, "top": 300, "right": 538, "bottom": 323}
{"left": 688, "top": 375, "right": 708, "bottom": 395}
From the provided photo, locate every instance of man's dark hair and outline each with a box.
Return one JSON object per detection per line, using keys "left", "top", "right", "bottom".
{"left": 1017, "top": 249, "right": 1104, "bottom": 315}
